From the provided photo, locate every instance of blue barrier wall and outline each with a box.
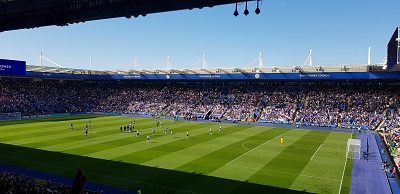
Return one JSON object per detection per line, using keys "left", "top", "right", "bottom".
{"left": 25, "top": 71, "right": 400, "bottom": 80}
{"left": 376, "top": 134, "right": 400, "bottom": 194}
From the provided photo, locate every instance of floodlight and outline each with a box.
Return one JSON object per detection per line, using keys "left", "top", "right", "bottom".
{"left": 233, "top": 3, "right": 239, "bottom": 17}
{"left": 243, "top": 1, "right": 249, "bottom": 16}
{"left": 255, "top": 0, "right": 261, "bottom": 15}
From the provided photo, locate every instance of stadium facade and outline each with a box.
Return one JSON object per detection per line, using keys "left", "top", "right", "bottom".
{"left": 2, "top": 63, "right": 397, "bottom": 81}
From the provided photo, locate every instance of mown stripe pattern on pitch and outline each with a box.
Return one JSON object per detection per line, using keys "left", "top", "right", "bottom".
{"left": 0, "top": 115, "right": 351, "bottom": 194}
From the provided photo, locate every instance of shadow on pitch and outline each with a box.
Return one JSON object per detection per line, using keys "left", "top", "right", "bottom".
{"left": 0, "top": 143, "right": 313, "bottom": 194}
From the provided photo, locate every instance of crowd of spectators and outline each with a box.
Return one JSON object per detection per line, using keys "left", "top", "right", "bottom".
{"left": 292, "top": 87, "right": 393, "bottom": 129}
{"left": 0, "top": 171, "right": 101, "bottom": 194}
{"left": 384, "top": 110, "right": 400, "bottom": 130}
{"left": 3, "top": 80, "right": 400, "bottom": 130}
{"left": 95, "top": 85, "right": 175, "bottom": 115}
{"left": 5, "top": 80, "right": 400, "bottom": 192}
{"left": 379, "top": 109, "right": 400, "bottom": 158}
{"left": 0, "top": 81, "right": 103, "bottom": 116}
{"left": 258, "top": 88, "right": 303, "bottom": 124}
{"left": 295, "top": 88, "right": 346, "bottom": 126}
{"left": 165, "top": 87, "right": 212, "bottom": 120}
{"left": 222, "top": 88, "right": 264, "bottom": 122}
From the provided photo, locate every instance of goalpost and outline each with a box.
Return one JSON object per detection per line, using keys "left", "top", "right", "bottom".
{"left": 346, "top": 138, "right": 361, "bottom": 160}
{"left": 0, "top": 112, "right": 22, "bottom": 121}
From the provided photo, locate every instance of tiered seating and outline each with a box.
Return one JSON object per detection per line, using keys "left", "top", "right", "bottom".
{"left": 1, "top": 80, "right": 400, "bottom": 129}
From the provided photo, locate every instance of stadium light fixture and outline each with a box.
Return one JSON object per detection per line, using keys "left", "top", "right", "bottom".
{"left": 272, "top": 67, "right": 280, "bottom": 73}
{"left": 233, "top": 3, "right": 239, "bottom": 17}
{"left": 294, "top": 66, "right": 305, "bottom": 74}
{"left": 243, "top": 1, "right": 249, "bottom": 16}
{"left": 317, "top": 66, "right": 324, "bottom": 72}
{"left": 255, "top": 0, "right": 261, "bottom": 14}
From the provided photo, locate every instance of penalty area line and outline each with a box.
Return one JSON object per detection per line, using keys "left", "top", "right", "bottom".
{"left": 310, "top": 144, "right": 322, "bottom": 160}
{"left": 242, "top": 140, "right": 269, "bottom": 151}
{"left": 226, "top": 134, "right": 283, "bottom": 166}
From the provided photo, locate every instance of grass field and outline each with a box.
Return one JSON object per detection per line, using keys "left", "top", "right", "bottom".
{"left": 0, "top": 115, "right": 353, "bottom": 194}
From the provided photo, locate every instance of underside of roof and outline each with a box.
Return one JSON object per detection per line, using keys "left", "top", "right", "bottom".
{"left": 0, "top": 0, "right": 252, "bottom": 32}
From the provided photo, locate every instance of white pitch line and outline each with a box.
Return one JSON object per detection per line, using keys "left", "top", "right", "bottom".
{"left": 226, "top": 134, "right": 282, "bottom": 166}
{"left": 241, "top": 140, "right": 266, "bottom": 151}
{"left": 338, "top": 133, "right": 353, "bottom": 194}
{"left": 338, "top": 150, "right": 349, "bottom": 194}
{"left": 310, "top": 144, "right": 322, "bottom": 160}
{"left": 227, "top": 164, "right": 341, "bottom": 182}
{"left": 241, "top": 142, "right": 251, "bottom": 150}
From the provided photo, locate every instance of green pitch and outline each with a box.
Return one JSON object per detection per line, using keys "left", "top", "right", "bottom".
{"left": 0, "top": 115, "right": 353, "bottom": 194}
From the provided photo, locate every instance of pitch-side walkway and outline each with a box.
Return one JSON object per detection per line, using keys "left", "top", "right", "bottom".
{"left": 350, "top": 132, "right": 391, "bottom": 194}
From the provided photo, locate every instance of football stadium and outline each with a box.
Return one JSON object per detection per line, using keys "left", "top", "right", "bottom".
{"left": 1, "top": 1, "right": 400, "bottom": 194}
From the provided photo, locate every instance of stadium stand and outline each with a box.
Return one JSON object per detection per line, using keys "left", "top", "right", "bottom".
{"left": 2, "top": 78, "right": 400, "bottom": 193}
{"left": 376, "top": 133, "right": 400, "bottom": 194}
{"left": 0, "top": 170, "right": 102, "bottom": 194}
{"left": 1, "top": 80, "right": 400, "bottom": 130}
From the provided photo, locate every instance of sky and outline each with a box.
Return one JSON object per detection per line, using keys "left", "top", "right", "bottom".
{"left": 0, "top": 0, "right": 399, "bottom": 71}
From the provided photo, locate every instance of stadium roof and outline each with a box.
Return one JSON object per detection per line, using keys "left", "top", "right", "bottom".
{"left": 0, "top": 0, "right": 254, "bottom": 32}
{"left": 26, "top": 64, "right": 384, "bottom": 75}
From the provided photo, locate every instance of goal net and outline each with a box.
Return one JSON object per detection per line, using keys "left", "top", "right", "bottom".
{"left": 346, "top": 138, "right": 361, "bottom": 160}
{"left": 0, "top": 112, "right": 22, "bottom": 121}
